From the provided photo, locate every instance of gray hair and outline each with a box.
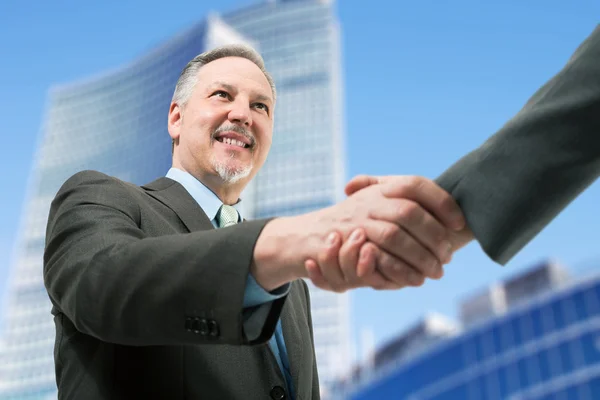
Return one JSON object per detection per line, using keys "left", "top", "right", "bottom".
{"left": 171, "top": 44, "right": 276, "bottom": 107}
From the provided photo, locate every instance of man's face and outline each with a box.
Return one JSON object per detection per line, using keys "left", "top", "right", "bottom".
{"left": 168, "top": 56, "right": 274, "bottom": 187}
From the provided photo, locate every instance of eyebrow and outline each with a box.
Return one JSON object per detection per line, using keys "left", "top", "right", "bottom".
{"left": 210, "top": 81, "right": 273, "bottom": 104}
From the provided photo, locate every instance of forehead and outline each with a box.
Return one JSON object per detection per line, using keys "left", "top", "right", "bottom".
{"left": 196, "top": 57, "right": 272, "bottom": 98}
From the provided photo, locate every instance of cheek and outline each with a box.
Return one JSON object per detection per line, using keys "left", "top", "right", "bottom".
{"left": 182, "top": 111, "right": 220, "bottom": 143}
{"left": 256, "top": 121, "right": 273, "bottom": 153}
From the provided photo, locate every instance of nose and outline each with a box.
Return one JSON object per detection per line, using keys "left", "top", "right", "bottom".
{"left": 228, "top": 99, "right": 252, "bottom": 127}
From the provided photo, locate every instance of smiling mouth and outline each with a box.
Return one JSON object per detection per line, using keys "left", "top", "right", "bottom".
{"left": 215, "top": 137, "right": 251, "bottom": 149}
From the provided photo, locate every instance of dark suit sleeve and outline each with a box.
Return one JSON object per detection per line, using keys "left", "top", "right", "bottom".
{"left": 43, "top": 170, "right": 284, "bottom": 347}
{"left": 436, "top": 25, "right": 600, "bottom": 265}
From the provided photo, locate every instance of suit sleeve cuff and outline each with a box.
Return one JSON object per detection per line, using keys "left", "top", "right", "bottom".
{"left": 243, "top": 273, "right": 290, "bottom": 308}
{"left": 242, "top": 274, "right": 290, "bottom": 342}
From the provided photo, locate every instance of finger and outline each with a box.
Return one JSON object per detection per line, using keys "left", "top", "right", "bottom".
{"left": 338, "top": 228, "right": 367, "bottom": 287}
{"left": 344, "top": 175, "right": 381, "bottom": 196}
{"left": 362, "top": 219, "right": 445, "bottom": 279}
{"left": 356, "top": 243, "right": 401, "bottom": 290}
{"left": 317, "top": 232, "right": 347, "bottom": 293}
{"left": 305, "top": 259, "right": 333, "bottom": 291}
{"left": 378, "top": 176, "right": 465, "bottom": 231}
{"left": 368, "top": 198, "right": 453, "bottom": 265}
{"left": 374, "top": 249, "right": 428, "bottom": 288}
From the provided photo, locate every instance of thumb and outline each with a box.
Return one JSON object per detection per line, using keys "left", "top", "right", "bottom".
{"left": 345, "top": 175, "right": 383, "bottom": 196}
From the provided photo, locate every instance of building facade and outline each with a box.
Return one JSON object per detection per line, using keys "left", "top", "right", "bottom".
{"left": 0, "top": 1, "right": 349, "bottom": 397}
{"left": 343, "top": 261, "right": 600, "bottom": 400}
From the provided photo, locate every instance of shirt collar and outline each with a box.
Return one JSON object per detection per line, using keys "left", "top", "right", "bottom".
{"left": 165, "top": 167, "right": 243, "bottom": 223}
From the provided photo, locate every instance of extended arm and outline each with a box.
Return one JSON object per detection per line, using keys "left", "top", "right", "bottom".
{"left": 44, "top": 171, "right": 280, "bottom": 347}
{"left": 436, "top": 25, "right": 600, "bottom": 264}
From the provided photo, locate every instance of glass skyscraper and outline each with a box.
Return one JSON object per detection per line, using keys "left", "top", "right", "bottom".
{"left": 340, "top": 261, "right": 600, "bottom": 400}
{"left": 0, "top": 1, "right": 349, "bottom": 398}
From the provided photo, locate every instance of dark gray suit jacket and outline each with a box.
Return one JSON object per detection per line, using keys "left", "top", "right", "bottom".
{"left": 43, "top": 170, "right": 320, "bottom": 400}
{"left": 437, "top": 25, "right": 600, "bottom": 264}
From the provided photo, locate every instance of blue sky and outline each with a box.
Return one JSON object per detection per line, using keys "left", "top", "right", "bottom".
{"left": 0, "top": 0, "right": 599, "bottom": 361}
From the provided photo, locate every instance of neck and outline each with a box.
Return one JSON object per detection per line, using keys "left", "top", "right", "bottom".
{"left": 171, "top": 162, "right": 244, "bottom": 205}
{"left": 200, "top": 174, "right": 243, "bottom": 205}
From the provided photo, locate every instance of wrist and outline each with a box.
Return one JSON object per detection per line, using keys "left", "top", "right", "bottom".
{"left": 252, "top": 216, "right": 311, "bottom": 291}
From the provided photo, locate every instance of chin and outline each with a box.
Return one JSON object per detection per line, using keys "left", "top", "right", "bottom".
{"left": 212, "top": 160, "right": 253, "bottom": 184}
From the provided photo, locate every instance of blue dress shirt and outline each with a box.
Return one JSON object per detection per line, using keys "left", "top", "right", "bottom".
{"left": 166, "top": 168, "right": 295, "bottom": 399}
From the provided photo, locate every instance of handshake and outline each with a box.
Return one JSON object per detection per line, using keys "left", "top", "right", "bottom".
{"left": 253, "top": 174, "right": 474, "bottom": 294}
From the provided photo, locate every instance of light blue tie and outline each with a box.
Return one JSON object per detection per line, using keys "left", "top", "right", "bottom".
{"left": 216, "top": 204, "right": 239, "bottom": 227}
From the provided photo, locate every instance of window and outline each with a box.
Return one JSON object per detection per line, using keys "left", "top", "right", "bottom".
{"left": 587, "top": 376, "right": 600, "bottom": 399}
{"left": 568, "top": 335, "right": 586, "bottom": 369}
{"left": 585, "top": 286, "right": 600, "bottom": 317}
{"left": 466, "top": 375, "right": 486, "bottom": 400}
{"left": 550, "top": 298, "right": 566, "bottom": 331}
{"left": 511, "top": 317, "right": 524, "bottom": 348}
{"left": 481, "top": 328, "right": 496, "bottom": 359}
{"left": 558, "top": 341, "right": 575, "bottom": 375}
{"left": 580, "top": 332, "right": 600, "bottom": 366}
{"left": 495, "top": 367, "right": 511, "bottom": 399}
{"left": 525, "top": 352, "right": 541, "bottom": 387}
{"left": 529, "top": 308, "right": 545, "bottom": 339}
{"left": 538, "top": 350, "right": 552, "bottom": 381}
{"left": 504, "top": 360, "right": 522, "bottom": 394}
{"left": 564, "top": 293, "right": 585, "bottom": 325}
{"left": 494, "top": 323, "right": 508, "bottom": 354}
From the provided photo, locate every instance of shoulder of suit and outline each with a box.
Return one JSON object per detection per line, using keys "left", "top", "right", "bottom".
{"left": 59, "top": 170, "right": 143, "bottom": 196}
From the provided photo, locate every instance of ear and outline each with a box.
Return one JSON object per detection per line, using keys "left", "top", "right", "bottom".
{"left": 168, "top": 102, "right": 183, "bottom": 142}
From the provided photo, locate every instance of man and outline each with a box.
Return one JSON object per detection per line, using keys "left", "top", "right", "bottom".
{"left": 43, "top": 44, "right": 466, "bottom": 399}
{"left": 318, "top": 24, "right": 600, "bottom": 273}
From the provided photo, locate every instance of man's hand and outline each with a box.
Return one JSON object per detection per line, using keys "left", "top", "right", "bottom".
{"left": 346, "top": 175, "right": 474, "bottom": 252}
{"left": 252, "top": 175, "right": 467, "bottom": 293}
{"left": 305, "top": 228, "right": 410, "bottom": 292}
{"left": 301, "top": 175, "right": 472, "bottom": 293}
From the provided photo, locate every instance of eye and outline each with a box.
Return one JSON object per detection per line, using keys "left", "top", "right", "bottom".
{"left": 253, "top": 103, "right": 269, "bottom": 114}
{"left": 211, "top": 90, "right": 231, "bottom": 100}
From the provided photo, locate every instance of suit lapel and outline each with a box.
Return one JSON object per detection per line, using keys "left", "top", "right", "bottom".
{"left": 141, "top": 177, "right": 213, "bottom": 232}
{"left": 281, "top": 281, "right": 310, "bottom": 399}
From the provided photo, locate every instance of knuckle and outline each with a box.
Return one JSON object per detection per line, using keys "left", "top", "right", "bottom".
{"left": 327, "top": 279, "right": 347, "bottom": 293}
{"left": 380, "top": 224, "right": 400, "bottom": 243}
{"left": 396, "top": 201, "right": 421, "bottom": 224}
{"left": 318, "top": 248, "right": 337, "bottom": 266}
{"left": 340, "top": 239, "right": 358, "bottom": 258}
{"left": 400, "top": 176, "right": 425, "bottom": 195}
{"left": 434, "top": 224, "right": 450, "bottom": 242}
{"left": 407, "top": 268, "right": 426, "bottom": 286}
{"left": 377, "top": 253, "right": 396, "bottom": 276}
{"left": 416, "top": 250, "right": 434, "bottom": 271}
{"left": 412, "top": 275, "right": 426, "bottom": 287}
{"left": 439, "top": 193, "right": 458, "bottom": 213}
{"left": 368, "top": 275, "right": 393, "bottom": 290}
{"left": 405, "top": 175, "right": 423, "bottom": 189}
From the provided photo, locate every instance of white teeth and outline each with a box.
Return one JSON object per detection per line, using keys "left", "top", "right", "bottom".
{"left": 220, "top": 137, "right": 246, "bottom": 148}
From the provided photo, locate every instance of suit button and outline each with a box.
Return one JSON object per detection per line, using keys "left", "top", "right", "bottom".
{"left": 198, "top": 319, "right": 209, "bottom": 335}
{"left": 270, "top": 386, "right": 286, "bottom": 400}
{"left": 208, "top": 320, "right": 219, "bottom": 337}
